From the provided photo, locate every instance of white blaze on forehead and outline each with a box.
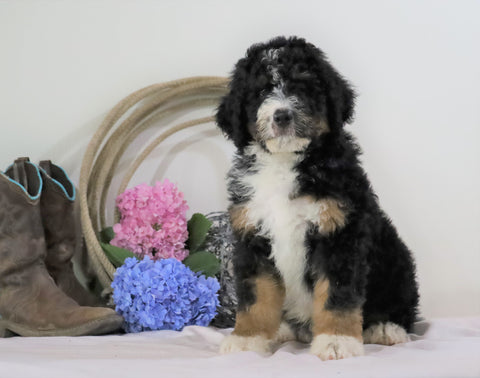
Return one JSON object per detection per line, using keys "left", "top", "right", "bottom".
{"left": 263, "top": 48, "right": 281, "bottom": 62}
{"left": 256, "top": 48, "right": 312, "bottom": 152}
{"left": 262, "top": 48, "right": 284, "bottom": 85}
{"left": 258, "top": 48, "right": 294, "bottom": 133}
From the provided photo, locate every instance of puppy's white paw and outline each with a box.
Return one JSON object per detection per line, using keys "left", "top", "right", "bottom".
{"left": 310, "top": 334, "right": 364, "bottom": 360}
{"left": 363, "top": 322, "right": 409, "bottom": 345}
{"left": 220, "top": 334, "right": 272, "bottom": 355}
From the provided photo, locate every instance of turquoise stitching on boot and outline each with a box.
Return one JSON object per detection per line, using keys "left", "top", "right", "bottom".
{"left": 38, "top": 165, "right": 75, "bottom": 201}
{"left": 2, "top": 162, "right": 43, "bottom": 200}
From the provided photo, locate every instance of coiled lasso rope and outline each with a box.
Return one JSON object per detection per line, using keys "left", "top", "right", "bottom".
{"left": 78, "top": 76, "right": 229, "bottom": 290}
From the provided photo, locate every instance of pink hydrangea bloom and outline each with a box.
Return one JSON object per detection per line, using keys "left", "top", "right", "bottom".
{"left": 110, "top": 180, "right": 189, "bottom": 261}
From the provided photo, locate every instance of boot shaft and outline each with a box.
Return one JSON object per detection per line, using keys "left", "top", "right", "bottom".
{"left": 0, "top": 159, "right": 46, "bottom": 284}
{"left": 37, "top": 161, "right": 101, "bottom": 306}
{"left": 38, "top": 160, "right": 77, "bottom": 267}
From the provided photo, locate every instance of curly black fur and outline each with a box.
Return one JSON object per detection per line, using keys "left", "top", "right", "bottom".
{"left": 217, "top": 36, "right": 419, "bottom": 336}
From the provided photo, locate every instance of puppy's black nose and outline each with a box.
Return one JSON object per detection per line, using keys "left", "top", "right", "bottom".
{"left": 273, "top": 109, "right": 293, "bottom": 127}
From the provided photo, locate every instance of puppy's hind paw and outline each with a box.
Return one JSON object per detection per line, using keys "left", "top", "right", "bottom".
{"left": 310, "top": 334, "right": 364, "bottom": 360}
{"left": 273, "top": 322, "right": 297, "bottom": 344}
{"left": 363, "top": 322, "right": 409, "bottom": 345}
{"left": 220, "top": 334, "right": 272, "bottom": 355}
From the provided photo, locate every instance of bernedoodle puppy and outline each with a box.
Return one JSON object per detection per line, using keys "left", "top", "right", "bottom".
{"left": 216, "top": 36, "right": 419, "bottom": 360}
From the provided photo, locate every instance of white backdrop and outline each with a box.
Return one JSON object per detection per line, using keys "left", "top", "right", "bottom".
{"left": 1, "top": 0, "right": 479, "bottom": 319}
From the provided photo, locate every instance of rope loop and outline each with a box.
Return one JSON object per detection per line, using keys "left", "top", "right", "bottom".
{"left": 79, "top": 76, "right": 229, "bottom": 288}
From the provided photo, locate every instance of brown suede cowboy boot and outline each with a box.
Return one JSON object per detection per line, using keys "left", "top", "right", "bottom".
{"left": 0, "top": 158, "right": 123, "bottom": 337}
{"left": 38, "top": 160, "right": 101, "bottom": 306}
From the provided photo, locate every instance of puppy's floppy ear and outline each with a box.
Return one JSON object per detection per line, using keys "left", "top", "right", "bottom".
{"left": 216, "top": 58, "right": 252, "bottom": 151}
{"left": 309, "top": 44, "right": 356, "bottom": 129}
{"left": 325, "top": 72, "right": 356, "bottom": 129}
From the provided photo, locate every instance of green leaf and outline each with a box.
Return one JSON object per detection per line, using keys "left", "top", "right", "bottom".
{"left": 100, "top": 242, "right": 137, "bottom": 268}
{"left": 99, "top": 227, "right": 115, "bottom": 244}
{"left": 186, "top": 213, "right": 213, "bottom": 253}
{"left": 183, "top": 251, "right": 220, "bottom": 277}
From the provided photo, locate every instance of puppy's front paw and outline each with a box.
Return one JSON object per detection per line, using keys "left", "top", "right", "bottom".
{"left": 310, "top": 334, "right": 364, "bottom": 360}
{"left": 220, "top": 334, "right": 272, "bottom": 355}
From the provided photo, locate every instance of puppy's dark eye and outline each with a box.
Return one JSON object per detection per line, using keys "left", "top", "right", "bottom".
{"left": 259, "top": 89, "right": 267, "bottom": 98}
{"left": 256, "top": 75, "right": 269, "bottom": 87}
{"left": 291, "top": 63, "right": 314, "bottom": 80}
{"left": 293, "top": 71, "right": 314, "bottom": 80}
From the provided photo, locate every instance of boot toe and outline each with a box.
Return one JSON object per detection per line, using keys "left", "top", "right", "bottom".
{"left": 67, "top": 307, "right": 124, "bottom": 336}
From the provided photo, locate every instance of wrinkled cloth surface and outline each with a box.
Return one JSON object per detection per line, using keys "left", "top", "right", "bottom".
{"left": 0, "top": 317, "right": 478, "bottom": 378}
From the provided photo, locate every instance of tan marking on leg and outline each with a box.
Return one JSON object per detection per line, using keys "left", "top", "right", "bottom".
{"left": 316, "top": 119, "right": 330, "bottom": 135}
{"left": 229, "top": 205, "right": 255, "bottom": 235}
{"left": 299, "top": 196, "right": 347, "bottom": 235}
{"left": 233, "top": 275, "right": 285, "bottom": 339}
{"left": 312, "top": 279, "right": 363, "bottom": 341}
{"left": 318, "top": 198, "right": 347, "bottom": 235}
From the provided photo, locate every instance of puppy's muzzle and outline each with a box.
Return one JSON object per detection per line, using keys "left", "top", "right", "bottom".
{"left": 273, "top": 108, "right": 294, "bottom": 128}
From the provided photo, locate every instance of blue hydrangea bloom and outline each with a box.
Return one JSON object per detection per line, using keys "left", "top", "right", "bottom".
{"left": 111, "top": 257, "right": 220, "bottom": 333}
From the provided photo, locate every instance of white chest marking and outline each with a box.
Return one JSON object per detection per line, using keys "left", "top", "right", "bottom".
{"left": 240, "top": 147, "right": 322, "bottom": 323}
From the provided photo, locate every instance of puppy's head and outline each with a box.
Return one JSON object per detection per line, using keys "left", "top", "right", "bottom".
{"left": 217, "top": 36, "right": 355, "bottom": 153}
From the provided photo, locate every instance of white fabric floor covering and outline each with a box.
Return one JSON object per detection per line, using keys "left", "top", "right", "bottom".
{"left": 0, "top": 317, "right": 479, "bottom": 378}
